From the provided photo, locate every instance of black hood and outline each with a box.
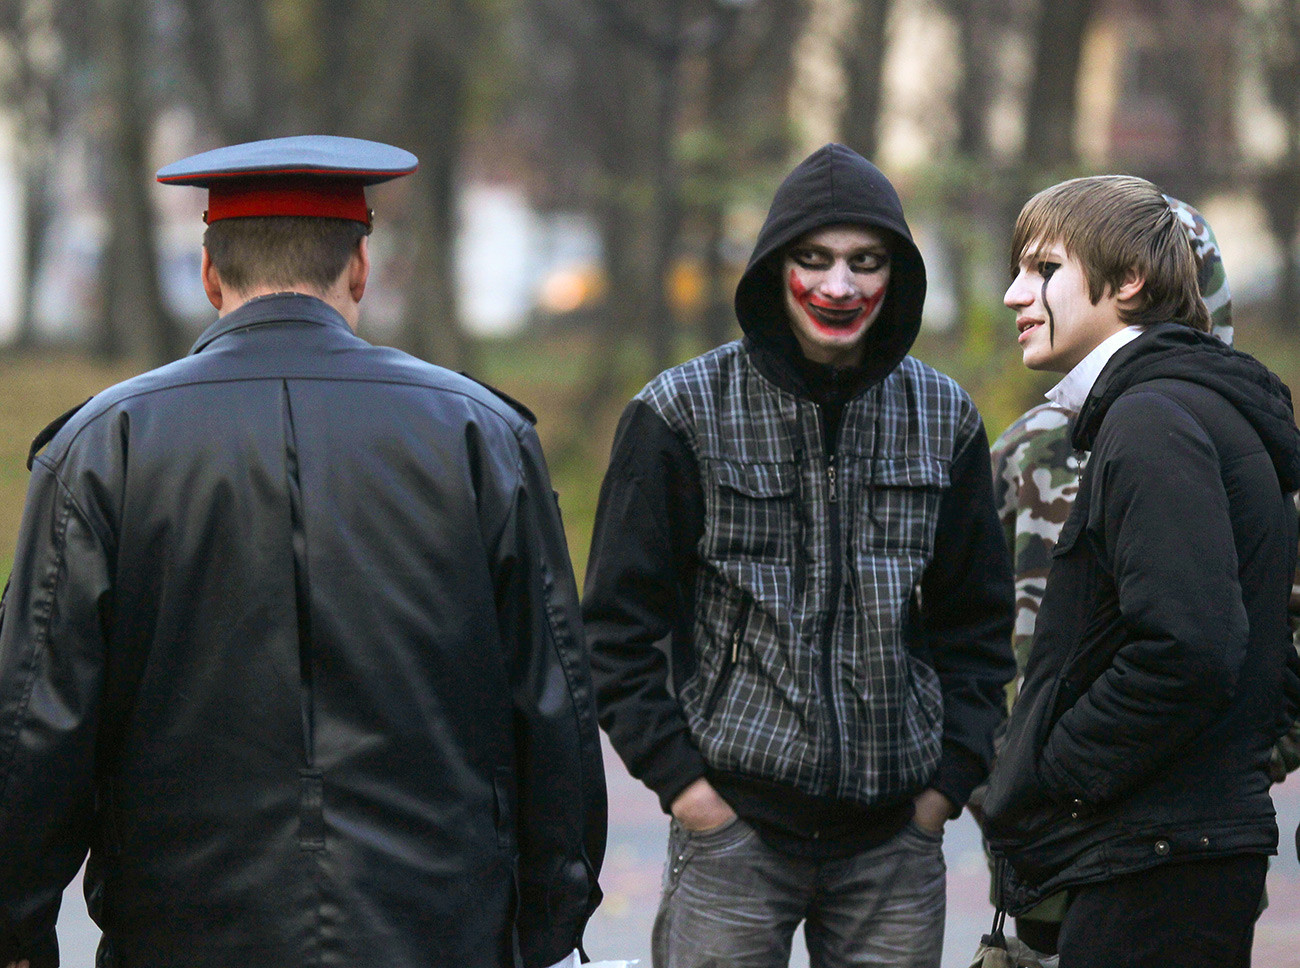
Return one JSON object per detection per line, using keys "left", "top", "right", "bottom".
{"left": 735, "top": 143, "right": 927, "bottom": 393}
{"left": 1075, "top": 323, "right": 1300, "bottom": 492}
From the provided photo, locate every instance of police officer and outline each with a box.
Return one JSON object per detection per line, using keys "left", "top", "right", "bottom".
{"left": 0, "top": 136, "right": 605, "bottom": 968}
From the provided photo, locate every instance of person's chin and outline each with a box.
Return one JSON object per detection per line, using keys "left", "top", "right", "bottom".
{"left": 1022, "top": 347, "right": 1057, "bottom": 371}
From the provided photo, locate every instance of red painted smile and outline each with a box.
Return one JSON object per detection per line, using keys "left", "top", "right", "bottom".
{"left": 789, "top": 270, "right": 885, "bottom": 334}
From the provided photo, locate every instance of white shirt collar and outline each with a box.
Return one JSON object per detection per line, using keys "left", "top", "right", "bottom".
{"left": 1046, "top": 326, "right": 1145, "bottom": 413}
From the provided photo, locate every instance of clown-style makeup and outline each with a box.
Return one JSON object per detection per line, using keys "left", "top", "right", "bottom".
{"left": 1006, "top": 240, "right": 1140, "bottom": 373}
{"left": 782, "top": 225, "right": 891, "bottom": 367}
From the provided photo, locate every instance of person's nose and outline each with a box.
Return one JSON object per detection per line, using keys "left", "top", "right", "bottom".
{"left": 820, "top": 260, "right": 856, "bottom": 299}
{"left": 1005, "top": 271, "right": 1035, "bottom": 310}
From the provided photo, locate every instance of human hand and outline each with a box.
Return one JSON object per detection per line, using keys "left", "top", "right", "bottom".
{"left": 6, "top": 959, "right": 31, "bottom": 968}
{"left": 912, "top": 788, "right": 956, "bottom": 835}
{"left": 671, "top": 777, "right": 737, "bottom": 833}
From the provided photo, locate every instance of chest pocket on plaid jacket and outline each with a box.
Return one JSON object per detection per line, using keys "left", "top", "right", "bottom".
{"left": 860, "top": 456, "right": 947, "bottom": 556}
{"left": 703, "top": 459, "right": 798, "bottom": 565}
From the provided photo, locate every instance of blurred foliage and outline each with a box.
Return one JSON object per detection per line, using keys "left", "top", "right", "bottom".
{"left": 3, "top": 301, "right": 1300, "bottom": 587}
{"left": 3, "top": 0, "right": 1300, "bottom": 588}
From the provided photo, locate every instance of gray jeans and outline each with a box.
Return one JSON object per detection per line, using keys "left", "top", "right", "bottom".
{"left": 652, "top": 816, "right": 946, "bottom": 968}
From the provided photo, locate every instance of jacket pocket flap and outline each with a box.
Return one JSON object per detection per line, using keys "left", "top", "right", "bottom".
{"left": 871, "top": 456, "right": 948, "bottom": 489}
{"left": 711, "top": 460, "right": 797, "bottom": 498}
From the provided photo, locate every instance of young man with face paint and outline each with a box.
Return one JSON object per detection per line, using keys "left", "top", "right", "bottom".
{"left": 983, "top": 175, "right": 1300, "bottom": 968}
{"left": 979, "top": 198, "right": 1300, "bottom": 958}
{"left": 584, "top": 143, "right": 1015, "bottom": 968}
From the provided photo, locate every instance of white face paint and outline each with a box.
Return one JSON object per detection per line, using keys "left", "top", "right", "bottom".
{"left": 782, "top": 225, "right": 891, "bottom": 368}
{"left": 1005, "top": 240, "right": 1131, "bottom": 373}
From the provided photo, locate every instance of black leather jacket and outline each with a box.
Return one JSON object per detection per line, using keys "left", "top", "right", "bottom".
{"left": 0, "top": 294, "right": 605, "bottom": 968}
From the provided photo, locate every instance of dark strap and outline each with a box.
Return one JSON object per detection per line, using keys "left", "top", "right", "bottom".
{"left": 982, "top": 856, "right": 1010, "bottom": 950}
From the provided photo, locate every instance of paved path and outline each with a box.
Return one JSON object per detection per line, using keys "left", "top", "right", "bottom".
{"left": 52, "top": 737, "right": 1300, "bottom": 966}
{"left": 585, "top": 737, "right": 1300, "bottom": 968}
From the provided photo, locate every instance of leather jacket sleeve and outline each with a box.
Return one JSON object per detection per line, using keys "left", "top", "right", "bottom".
{"left": 492, "top": 422, "right": 607, "bottom": 967}
{"left": 0, "top": 456, "right": 113, "bottom": 968}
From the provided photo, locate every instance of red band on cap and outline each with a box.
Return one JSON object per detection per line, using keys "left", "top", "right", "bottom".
{"left": 206, "top": 178, "right": 370, "bottom": 225}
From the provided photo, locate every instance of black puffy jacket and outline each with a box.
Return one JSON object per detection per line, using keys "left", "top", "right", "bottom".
{"left": 984, "top": 323, "right": 1300, "bottom": 914}
{"left": 0, "top": 294, "right": 605, "bottom": 968}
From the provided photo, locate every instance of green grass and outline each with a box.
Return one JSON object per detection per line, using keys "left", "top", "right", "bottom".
{"left": 0, "top": 351, "right": 145, "bottom": 584}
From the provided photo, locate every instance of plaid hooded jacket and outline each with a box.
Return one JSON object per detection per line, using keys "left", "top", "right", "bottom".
{"left": 584, "top": 145, "right": 1014, "bottom": 849}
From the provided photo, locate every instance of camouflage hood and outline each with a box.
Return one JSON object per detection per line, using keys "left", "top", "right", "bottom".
{"left": 734, "top": 143, "right": 926, "bottom": 390}
{"left": 1166, "top": 195, "right": 1233, "bottom": 344}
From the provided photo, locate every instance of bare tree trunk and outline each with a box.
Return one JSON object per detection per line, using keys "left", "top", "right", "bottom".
{"left": 399, "top": 36, "right": 473, "bottom": 371}
{"left": 1022, "top": 0, "right": 1096, "bottom": 169}
{"left": 698, "top": 0, "right": 805, "bottom": 350}
{"left": 645, "top": 22, "right": 684, "bottom": 377}
{"left": 13, "top": 163, "right": 51, "bottom": 350}
{"left": 571, "top": 3, "right": 660, "bottom": 415}
{"left": 1259, "top": 0, "right": 1300, "bottom": 330}
{"left": 840, "top": 0, "right": 891, "bottom": 160}
{"left": 1262, "top": 166, "right": 1300, "bottom": 330}
{"left": 944, "top": 0, "right": 998, "bottom": 157}
{"left": 99, "top": 0, "right": 185, "bottom": 364}
{"left": 178, "top": 0, "right": 295, "bottom": 142}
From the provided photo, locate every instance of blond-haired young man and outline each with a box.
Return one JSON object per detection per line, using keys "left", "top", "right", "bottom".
{"left": 984, "top": 175, "right": 1300, "bottom": 967}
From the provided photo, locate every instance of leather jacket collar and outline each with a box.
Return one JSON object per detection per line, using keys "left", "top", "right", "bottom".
{"left": 190, "top": 292, "right": 351, "bottom": 355}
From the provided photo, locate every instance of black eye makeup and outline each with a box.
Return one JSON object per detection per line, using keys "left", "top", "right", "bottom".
{"left": 850, "top": 251, "right": 890, "bottom": 272}
{"left": 789, "top": 248, "right": 889, "bottom": 272}
{"left": 790, "top": 248, "right": 831, "bottom": 270}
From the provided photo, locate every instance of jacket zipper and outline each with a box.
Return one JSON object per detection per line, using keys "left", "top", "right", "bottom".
{"left": 702, "top": 602, "right": 747, "bottom": 720}
{"left": 818, "top": 411, "right": 844, "bottom": 796}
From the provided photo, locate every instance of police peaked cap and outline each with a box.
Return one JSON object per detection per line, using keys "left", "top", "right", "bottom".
{"left": 157, "top": 135, "right": 418, "bottom": 228}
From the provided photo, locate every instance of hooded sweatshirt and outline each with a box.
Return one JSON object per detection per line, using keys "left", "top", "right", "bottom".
{"left": 585, "top": 145, "right": 1014, "bottom": 858}
{"left": 985, "top": 322, "right": 1300, "bottom": 909}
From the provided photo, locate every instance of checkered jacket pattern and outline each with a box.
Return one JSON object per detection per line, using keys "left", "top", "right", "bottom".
{"left": 638, "top": 340, "right": 984, "bottom": 804}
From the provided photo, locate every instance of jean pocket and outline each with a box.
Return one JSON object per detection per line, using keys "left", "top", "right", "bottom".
{"left": 903, "top": 819, "right": 945, "bottom": 845}
{"left": 683, "top": 813, "right": 745, "bottom": 844}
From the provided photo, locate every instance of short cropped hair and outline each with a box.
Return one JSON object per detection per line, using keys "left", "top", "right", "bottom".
{"left": 1011, "top": 175, "right": 1210, "bottom": 332}
{"left": 204, "top": 216, "right": 367, "bottom": 294}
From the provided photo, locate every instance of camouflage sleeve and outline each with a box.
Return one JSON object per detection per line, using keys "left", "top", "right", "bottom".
{"left": 989, "top": 421, "right": 1021, "bottom": 556}
{"left": 988, "top": 404, "right": 1079, "bottom": 685}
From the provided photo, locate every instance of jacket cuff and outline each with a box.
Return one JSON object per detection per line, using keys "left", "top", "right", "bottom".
{"left": 644, "top": 736, "right": 711, "bottom": 815}
{"left": 930, "top": 741, "right": 988, "bottom": 814}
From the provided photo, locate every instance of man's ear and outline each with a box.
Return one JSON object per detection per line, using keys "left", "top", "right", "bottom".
{"left": 201, "top": 247, "right": 223, "bottom": 311}
{"left": 348, "top": 235, "right": 370, "bottom": 304}
{"left": 1116, "top": 268, "right": 1146, "bottom": 306}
